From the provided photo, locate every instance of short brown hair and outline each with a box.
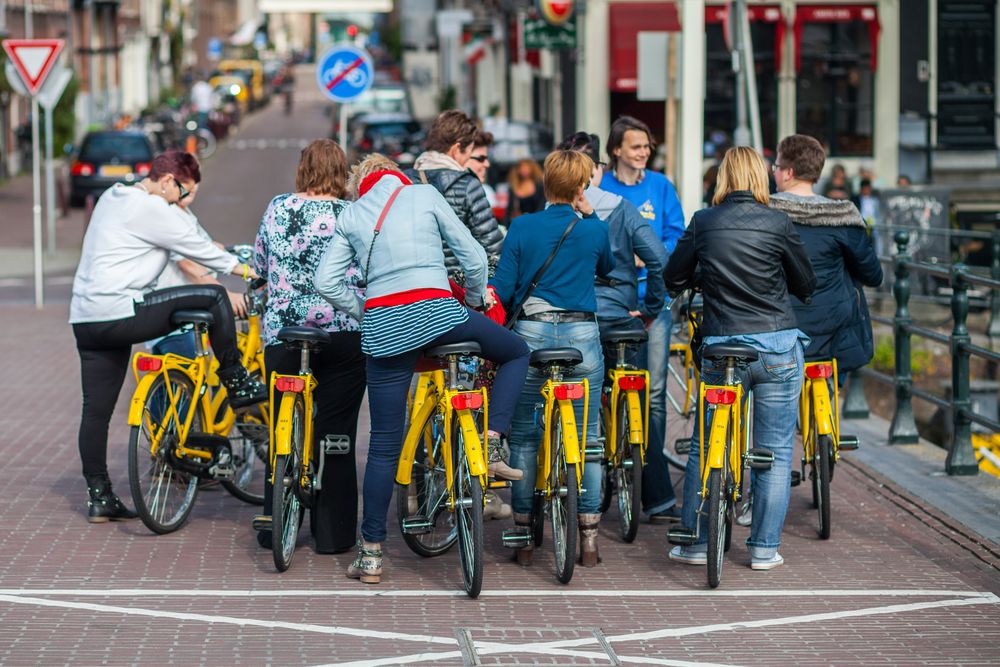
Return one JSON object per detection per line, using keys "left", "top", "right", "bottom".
{"left": 296, "top": 139, "right": 347, "bottom": 197}
{"left": 473, "top": 129, "right": 494, "bottom": 148}
{"left": 776, "top": 134, "right": 825, "bottom": 183}
{"left": 424, "top": 109, "right": 478, "bottom": 153}
{"left": 713, "top": 146, "right": 770, "bottom": 206}
{"left": 543, "top": 150, "right": 593, "bottom": 203}
{"left": 150, "top": 150, "right": 201, "bottom": 183}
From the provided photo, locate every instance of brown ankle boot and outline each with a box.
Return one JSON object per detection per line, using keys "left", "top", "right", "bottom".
{"left": 512, "top": 512, "right": 533, "bottom": 566}
{"left": 579, "top": 513, "right": 602, "bottom": 567}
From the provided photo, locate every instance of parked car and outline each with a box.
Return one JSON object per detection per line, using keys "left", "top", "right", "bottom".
{"left": 69, "top": 130, "right": 154, "bottom": 207}
{"left": 347, "top": 113, "right": 424, "bottom": 168}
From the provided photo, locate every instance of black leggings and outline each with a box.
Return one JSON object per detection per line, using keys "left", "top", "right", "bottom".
{"left": 72, "top": 285, "right": 240, "bottom": 477}
{"left": 263, "top": 333, "right": 367, "bottom": 553}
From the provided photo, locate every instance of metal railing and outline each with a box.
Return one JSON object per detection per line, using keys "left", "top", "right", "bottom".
{"left": 844, "top": 230, "right": 1000, "bottom": 476}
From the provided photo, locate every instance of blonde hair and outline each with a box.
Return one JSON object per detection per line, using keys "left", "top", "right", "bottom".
{"left": 543, "top": 150, "right": 593, "bottom": 203}
{"left": 347, "top": 153, "right": 400, "bottom": 198}
{"left": 712, "top": 146, "right": 770, "bottom": 206}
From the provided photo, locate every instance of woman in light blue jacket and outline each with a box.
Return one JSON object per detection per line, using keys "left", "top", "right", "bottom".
{"left": 315, "top": 154, "right": 530, "bottom": 584}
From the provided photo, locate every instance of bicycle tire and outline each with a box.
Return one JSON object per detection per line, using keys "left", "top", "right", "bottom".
{"left": 221, "top": 405, "right": 268, "bottom": 505}
{"left": 551, "top": 417, "right": 578, "bottom": 584}
{"left": 128, "top": 370, "right": 201, "bottom": 534}
{"left": 617, "top": 396, "right": 642, "bottom": 543}
{"left": 397, "top": 415, "right": 457, "bottom": 557}
{"left": 272, "top": 394, "right": 305, "bottom": 572}
{"left": 706, "top": 468, "right": 726, "bottom": 589}
{"left": 196, "top": 129, "right": 217, "bottom": 159}
{"left": 453, "top": 418, "right": 483, "bottom": 598}
{"left": 531, "top": 493, "right": 544, "bottom": 549}
{"left": 598, "top": 413, "right": 613, "bottom": 514}
{"left": 817, "top": 435, "right": 833, "bottom": 540}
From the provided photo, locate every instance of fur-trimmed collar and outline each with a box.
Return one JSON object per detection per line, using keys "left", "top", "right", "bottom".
{"left": 769, "top": 192, "right": 866, "bottom": 228}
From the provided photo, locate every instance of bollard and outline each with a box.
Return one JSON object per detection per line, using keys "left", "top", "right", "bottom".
{"left": 889, "top": 230, "right": 920, "bottom": 444}
{"left": 842, "top": 369, "right": 870, "bottom": 419}
{"left": 946, "top": 265, "right": 978, "bottom": 475}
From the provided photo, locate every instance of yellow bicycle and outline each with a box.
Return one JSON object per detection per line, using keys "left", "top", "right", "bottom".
{"left": 502, "top": 347, "right": 587, "bottom": 584}
{"left": 396, "top": 342, "right": 490, "bottom": 598}
{"left": 797, "top": 359, "right": 860, "bottom": 540}
{"left": 667, "top": 292, "right": 702, "bottom": 419}
{"left": 598, "top": 329, "right": 649, "bottom": 543}
{"left": 668, "top": 343, "right": 774, "bottom": 588}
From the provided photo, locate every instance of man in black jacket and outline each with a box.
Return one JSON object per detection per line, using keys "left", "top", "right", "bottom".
{"left": 405, "top": 110, "right": 504, "bottom": 282}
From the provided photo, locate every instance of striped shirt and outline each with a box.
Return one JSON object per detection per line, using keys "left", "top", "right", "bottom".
{"left": 361, "top": 297, "right": 469, "bottom": 358}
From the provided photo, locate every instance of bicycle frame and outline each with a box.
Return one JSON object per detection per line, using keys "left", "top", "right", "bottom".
{"left": 697, "top": 379, "right": 748, "bottom": 503}
{"left": 268, "top": 370, "right": 317, "bottom": 488}
{"left": 602, "top": 367, "right": 650, "bottom": 464}
{"left": 799, "top": 359, "right": 841, "bottom": 463}
{"left": 536, "top": 378, "right": 588, "bottom": 496}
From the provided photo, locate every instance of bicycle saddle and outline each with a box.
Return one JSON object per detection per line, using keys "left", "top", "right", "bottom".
{"left": 529, "top": 347, "right": 583, "bottom": 369}
{"left": 701, "top": 343, "right": 759, "bottom": 362}
{"left": 276, "top": 326, "right": 331, "bottom": 346}
{"left": 171, "top": 310, "right": 214, "bottom": 327}
{"left": 424, "top": 341, "right": 482, "bottom": 358}
{"left": 601, "top": 329, "right": 648, "bottom": 345}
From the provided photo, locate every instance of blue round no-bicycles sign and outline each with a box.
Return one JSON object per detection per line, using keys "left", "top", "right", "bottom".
{"left": 316, "top": 44, "right": 374, "bottom": 103}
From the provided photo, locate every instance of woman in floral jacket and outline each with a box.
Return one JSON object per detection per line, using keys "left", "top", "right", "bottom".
{"left": 254, "top": 138, "right": 366, "bottom": 554}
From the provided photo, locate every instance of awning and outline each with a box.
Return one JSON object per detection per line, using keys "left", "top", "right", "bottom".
{"left": 793, "top": 5, "right": 880, "bottom": 71}
{"left": 258, "top": 0, "right": 392, "bottom": 12}
{"left": 705, "top": 4, "right": 785, "bottom": 71}
{"left": 608, "top": 2, "right": 680, "bottom": 92}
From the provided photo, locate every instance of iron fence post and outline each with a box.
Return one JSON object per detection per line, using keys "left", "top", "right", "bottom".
{"left": 842, "top": 370, "right": 869, "bottom": 419}
{"left": 946, "top": 264, "right": 978, "bottom": 475}
{"left": 890, "top": 231, "right": 920, "bottom": 444}
{"left": 989, "top": 230, "right": 1000, "bottom": 342}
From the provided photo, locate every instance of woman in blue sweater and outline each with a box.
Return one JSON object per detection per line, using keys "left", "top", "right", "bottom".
{"left": 491, "top": 150, "right": 615, "bottom": 568}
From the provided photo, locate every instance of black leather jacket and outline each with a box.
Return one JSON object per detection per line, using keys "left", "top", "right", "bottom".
{"left": 404, "top": 167, "right": 504, "bottom": 278}
{"left": 663, "top": 191, "right": 816, "bottom": 338}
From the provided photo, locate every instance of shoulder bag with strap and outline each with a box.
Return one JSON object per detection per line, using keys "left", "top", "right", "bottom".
{"left": 502, "top": 217, "right": 579, "bottom": 329}
{"left": 363, "top": 185, "right": 405, "bottom": 283}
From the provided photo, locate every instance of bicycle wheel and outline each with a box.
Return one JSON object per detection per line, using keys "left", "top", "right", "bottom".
{"left": 706, "top": 468, "right": 726, "bottom": 589}
{"left": 550, "top": 418, "right": 578, "bottom": 585}
{"left": 129, "top": 371, "right": 201, "bottom": 534}
{"left": 616, "top": 397, "right": 642, "bottom": 543}
{"left": 397, "top": 415, "right": 457, "bottom": 557}
{"left": 816, "top": 435, "right": 833, "bottom": 540}
{"left": 221, "top": 405, "right": 268, "bottom": 505}
{"left": 195, "top": 129, "right": 217, "bottom": 159}
{"left": 452, "top": 417, "right": 483, "bottom": 598}
{"left": 272, "top": 393, "right": 305, "bottom": 572}
{"left": 598, "top": 415, "right": 613, "bottom": 514}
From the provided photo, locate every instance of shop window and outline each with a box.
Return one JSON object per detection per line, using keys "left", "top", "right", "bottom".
{"left": 795, "top": 20, "right": 876, "bottom": 156}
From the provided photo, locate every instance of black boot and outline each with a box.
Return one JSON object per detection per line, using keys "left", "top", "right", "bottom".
{"left": 221, "top": 366, "right": 267, "bottom": 410}
{"left": 84, "top": 474, "right": 138, "bottom": 523}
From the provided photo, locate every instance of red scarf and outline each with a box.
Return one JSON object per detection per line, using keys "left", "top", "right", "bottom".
{"left": 359, "top": 170, "right": 412, "bottom": 197}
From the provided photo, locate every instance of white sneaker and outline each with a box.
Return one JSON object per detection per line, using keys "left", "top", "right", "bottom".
{"left": 668, "top": 545, "right": 707, "bottom": 565}
{"left": 750, "top": 552, "right": 784, "bottom": 570}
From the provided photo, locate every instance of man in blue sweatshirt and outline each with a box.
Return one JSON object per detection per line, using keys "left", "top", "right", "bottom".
{"left": 600, "top": 116, "right": 685, "bottom": 522}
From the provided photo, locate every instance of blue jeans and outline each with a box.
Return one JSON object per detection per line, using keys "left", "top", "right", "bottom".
{"left": 509, "top": 320, "right": 604, "bottom": 515}
{"left": 643, "top": 308, "right": 676, "bottom": 513}
{"left": 680, "top": 342, "right": 803, "bottom": 558}
{"left": 361, "top": 308, "right": 530, "bottom": 542}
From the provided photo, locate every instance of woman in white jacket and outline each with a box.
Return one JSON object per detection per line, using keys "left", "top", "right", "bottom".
{"left": 70, "top": 151, "right": 266, "bottom": 523}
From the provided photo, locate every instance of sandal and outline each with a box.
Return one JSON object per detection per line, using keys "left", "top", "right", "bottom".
{"left": 346, "top": 540, "right": 383, "bottom": 584}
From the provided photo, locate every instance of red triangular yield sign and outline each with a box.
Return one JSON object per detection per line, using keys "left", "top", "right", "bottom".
{"left": 2, "top": 39, "right": 65, "bottom": 96}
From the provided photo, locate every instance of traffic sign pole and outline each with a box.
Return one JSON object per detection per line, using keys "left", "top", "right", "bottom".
{"left": 339, "top": 104, "right": 348, "bottom": 152}
{"left": 44, "top": 102, "right": 54, "bottom": 256}
{"left": 31, "top": 97, "right": 43, "bottom": 308}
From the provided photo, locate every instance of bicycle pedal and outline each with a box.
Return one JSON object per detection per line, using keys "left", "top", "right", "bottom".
{"left": 251, "top": 514, "right": 272, "bottom": 532}
{"left": 621, "top": 458, "right": 635, "bottom": 469}
{"left": 746, "top": 447, "right": 774, "bottom": 470}
{"left": 323, "top": 434, "right": 351, "bottom": 455}
{"left": 488, "top": 480, "right": 511, "bottom": 490}
{"left": 667, "top": 527, "right": 696, "bottom": 546}
{"left": 501, "top": 527, "right": 531, "bottom": 549}
{"left": 790, "top": 470, "right": 802, "bottom": 487}
{"left": 838, "top": 435, "right": 860, "bottom": 451}
{"left": 584, "top": 443, "right": 604, "bottom": 462}
{"left": 674, "top": 438, "right": 692, "bottom": 455}
{"left": 401, "top": 516, "right": 433, "bottom": 535}
{"left": 208, "top": 463, "right": 236, "bottom": 480}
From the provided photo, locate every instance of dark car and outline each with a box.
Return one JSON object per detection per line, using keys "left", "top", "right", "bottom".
{"left": 348, "top": 113, "right": 423, "bottom": 167}
{"left": 69, "top": 131, "right": 154, "bottom": 207}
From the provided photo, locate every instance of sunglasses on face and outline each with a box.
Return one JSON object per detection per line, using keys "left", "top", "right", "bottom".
{"left": 174, "top": 177, "right": 191, "bottom": 201}
{"left": 468, "top": 155, "right": 489, "bottom": 163}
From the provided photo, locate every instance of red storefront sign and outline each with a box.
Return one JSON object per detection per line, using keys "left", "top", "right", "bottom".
{"left": 794, "top": 5, "right": 881, "bottom": 71}
{"left": 705, "top": 4, "right": 785, "bottom": 70}
{"left": 608, "top": 2, "right": 680, "bottom": 92}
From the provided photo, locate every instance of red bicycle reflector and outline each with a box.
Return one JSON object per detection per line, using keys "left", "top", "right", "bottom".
{"left": 451, "top": 393, "right": 484, "bottom": 411}
{"left": 618, "top": 376, "right": 646, "bottom": 391}
{"left": 553, "top": 383, "right": 585, "bottom": 401}
{"left": 275, "top": 377, "right": 305, "bottom": 393}
{"left": 136, "top": 357, "right": 162, "bottom": 372}
{"left": 805, "top": 363, "right": 834, "bottom": 379}
{"left": 705, "top": 388, "right": 736, "bottom": 405}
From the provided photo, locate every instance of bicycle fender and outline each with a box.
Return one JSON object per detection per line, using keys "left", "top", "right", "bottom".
{"left": 626, "top": 391, "right": 644, "bottom": 446}
{"left": 127, "top": 372, "right": 162, "bottom": 426}
{"left": 810, "top": 381, "right": 834, "bottom": 436}
{"left": 396, "top": 396, "right": 438, "bottom": 485}
{"left": 706, "top": 407, "right": 730, "bottom": 470}
{"left": 273, "top": 392, "right": 298, "bottom": 457}
{"left": 558, "top": 400, "right": 582, "bottom": 465}
{"left": 456, "top": 410, "right": 488, "bottom": 477}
